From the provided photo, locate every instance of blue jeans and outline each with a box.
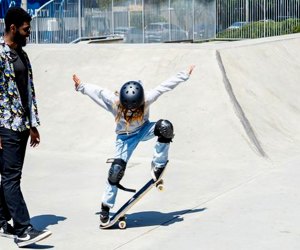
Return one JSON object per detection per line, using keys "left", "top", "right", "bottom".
{"left": 102, "top": 121, "right": 170, "bottom": 208}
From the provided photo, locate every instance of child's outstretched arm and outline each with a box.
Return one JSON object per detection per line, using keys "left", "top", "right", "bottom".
{"left": 188, "top": 65, "right": 195, "bottom": 76}
{"left": 72, "top": 74, "right": 116, "bottom": 112}
{"left": 146, "top": 65, "right": 195, "bottom": 105}
{"left": 73, "top": 74, "right": 81, "bottom": 90}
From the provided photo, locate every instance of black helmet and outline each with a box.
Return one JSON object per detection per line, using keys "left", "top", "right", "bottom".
{"left": 120, "top": 81, "right": 144, "bottom": 110}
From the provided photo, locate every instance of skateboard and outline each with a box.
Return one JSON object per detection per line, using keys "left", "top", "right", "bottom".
{"left": 100, "top": 168, "right": 166, "bottom": 229}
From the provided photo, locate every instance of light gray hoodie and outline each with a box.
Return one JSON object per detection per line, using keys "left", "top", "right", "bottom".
{"left": 77, "top": 70, "right": 190, "bottom": 134}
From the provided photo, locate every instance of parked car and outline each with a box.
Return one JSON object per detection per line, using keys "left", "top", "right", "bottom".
{"left": 114, "top": 27, "right": 131, "bottom": 39}
{"left": 189, "top": 23, "right": 215, "bottom": 40}
{"left": 124, "top": 27, "right": 143, "bottom": 43}
{"left": 145, "top": 22, "right": 188, "bottom": 43}
{"left": 259, "top": 19, "right": 275, "bottom": 23}
{"left": 227, "top": 21, "right": 248, "bottom": 29}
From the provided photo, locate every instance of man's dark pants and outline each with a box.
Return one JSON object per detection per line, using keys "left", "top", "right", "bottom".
{"left": 0, "top": 127, "right": 30, "bottom": 236}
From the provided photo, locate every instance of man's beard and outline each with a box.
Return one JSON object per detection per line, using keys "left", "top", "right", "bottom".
{"left": 14, "top": 30, "right": 27, "bottom": 47}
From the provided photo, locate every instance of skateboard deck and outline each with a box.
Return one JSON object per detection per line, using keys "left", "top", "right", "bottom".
{"left": 100, "top": 168, "right": 166, "bottom": 229}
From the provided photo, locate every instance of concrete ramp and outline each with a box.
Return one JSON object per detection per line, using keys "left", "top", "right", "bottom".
{"left": 218, "top": 36, "right": 300, "bottom": 162}
{"left": 1, "top": 34, "right": 300, "bottom": 250}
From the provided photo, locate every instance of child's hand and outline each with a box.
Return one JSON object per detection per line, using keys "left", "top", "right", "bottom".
{"left": 188, "top": 65, "right": 195, "bottom": 76}
{"left": 73, "top": 74, "right": 81, "bottom": 90}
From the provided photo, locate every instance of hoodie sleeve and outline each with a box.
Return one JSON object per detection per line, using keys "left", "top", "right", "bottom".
{"left": 145, "top": 71, "right": 190, "bottom": 105}
{"left": 76, "top": 83, "right": 116, "bottom": 112}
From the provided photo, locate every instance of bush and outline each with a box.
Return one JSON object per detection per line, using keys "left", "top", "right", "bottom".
{"left": 292, "top": 25, "right": 300, "bottom": 33}
{"left": 217, "top": 19, "right": 300, "bottom": 39}
{"left": 281, "top": 19, "right": 300, "bottom": 34}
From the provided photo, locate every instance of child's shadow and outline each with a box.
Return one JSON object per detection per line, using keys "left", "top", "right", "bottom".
{"left": 21, "top": 214, "right": 66, "bottom": 249}
{"left": 106, "top": 208, "right": 207, "bottom": 229}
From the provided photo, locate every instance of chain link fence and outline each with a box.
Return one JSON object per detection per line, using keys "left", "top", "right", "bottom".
{"left": 29, "top": 0, "right": 216, "bottom": 43}
{"left": 217, "top": 0, "right": 300, "bottom": 39}
{"left": 0, "top": 0, "right": 299, "bottom": 43}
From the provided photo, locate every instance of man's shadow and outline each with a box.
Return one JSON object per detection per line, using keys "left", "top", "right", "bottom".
{"left": 103, "top": 207, "right": 207, "bottom": 229}
{"left": 31, "top": 214, "right": 66, "bottom": 231}
{"left": 21, "top": 214, "right": 66, "bottom": 249}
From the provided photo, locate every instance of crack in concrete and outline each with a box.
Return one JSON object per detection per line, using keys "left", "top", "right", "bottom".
{"left": 216, "top": 50, "right": 267, "bottom": 158}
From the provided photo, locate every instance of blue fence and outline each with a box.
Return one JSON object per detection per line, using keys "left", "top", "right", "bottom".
{"left": 0, "top": 0, "right": 50, "bottom": 17}
{"left": 1, "top": 0, "right": 299, "bottom": 43}
{"left": 0, "top": 0, "right": 21, "bottom": 18}
{"left": 29, "top": 0, "right": 216, "bottom": 44}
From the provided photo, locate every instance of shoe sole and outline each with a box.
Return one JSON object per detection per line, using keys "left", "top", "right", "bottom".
{"left": 16, "top": 231, "right": 52, "bottom": 247}
{"left": 100, "top": 218, "right": 111, "bottom": 227}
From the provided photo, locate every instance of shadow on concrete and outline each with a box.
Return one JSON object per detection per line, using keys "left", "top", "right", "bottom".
{"left": 20, "top": 214, "right": 67, "bottom": 249}
{"left": 21, "top": 244, "right": 54, "bottom": 249}
{"left": 100, "top": 208, "right": 206, "bottom": 229}
{"left": 31, "top": 214, "right": 67, "bottom": 230}
{"left": 127, "top": 207, "right": 207, "bottom": 228}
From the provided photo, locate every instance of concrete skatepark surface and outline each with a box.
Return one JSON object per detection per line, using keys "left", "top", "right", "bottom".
{"left": 0, "top": 33, "right": 300, "bottom": 249}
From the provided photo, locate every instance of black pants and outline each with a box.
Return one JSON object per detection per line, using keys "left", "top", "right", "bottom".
{"left": 0, "top": 127, "right": 30, "bottom": 235}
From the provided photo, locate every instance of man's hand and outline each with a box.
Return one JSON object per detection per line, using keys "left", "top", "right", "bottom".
{"left": 73, "top": 74, "right": 81, "bottom": 90}
{"left": 0, "top": 137, "right": 2, "bottom": 149}
{"left": 30, "top": 127, "right": 40, "bottom": 147}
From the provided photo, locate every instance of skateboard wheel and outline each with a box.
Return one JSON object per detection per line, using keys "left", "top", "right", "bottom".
{"left": 118, "top": 220, "right": 127, "bottom": 229}
{"left": 156, "top": 179, "right": 164, "bottom": 191}
{"left": 157, "top": 184, "right": 164, "bottom": 191}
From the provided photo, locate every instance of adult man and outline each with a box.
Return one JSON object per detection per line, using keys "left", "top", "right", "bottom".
{"left": 0, "top": 7, "right": 51, "bottom": 247}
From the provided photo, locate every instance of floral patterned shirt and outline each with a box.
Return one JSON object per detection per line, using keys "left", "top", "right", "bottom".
{"left": 0, "top": 37, "right": 40, "bottom": 131}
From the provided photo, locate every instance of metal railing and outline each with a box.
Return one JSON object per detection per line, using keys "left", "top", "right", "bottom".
{"left": 30, "top": 0, "right": 80, "bottom": 43}
{"left": 1, "top": 0, "right": 299, "bottom": 43}
{"left": 217, "top": 0, "right": 300, "bottom": 39}
{"left": 29, "top": 0, "right": 216, "bottom": 44}
{"left": 0, "top": 19, "right": 4, "bottom": 36}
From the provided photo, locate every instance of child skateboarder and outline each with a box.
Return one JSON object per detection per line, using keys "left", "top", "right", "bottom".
{"left": 73, "top": 65, "right": 195, "bottom": 225}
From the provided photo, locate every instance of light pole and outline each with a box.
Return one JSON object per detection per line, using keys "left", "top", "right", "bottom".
{"left": 112, "top": 0, "right": 114, "bottom": 34}
{"left": 78, "top": 0, "right": 81, "bottom": 39}
{"left": 246, "top": 0, "right": 249, "bottom": 22}
{"left": 142, "top": 0, "right": 145, "bottom": 43}
{"left": 168, "top": 0, "right": 171, "bottom": 41}
{"left": 192, "top": 0, "right": 195, "bottom": 40}
{"left": 263, "top": 0, "right": 266, "bottom": 37}
{"left": 21, "top": 0, "right": 27, "bottom": 10}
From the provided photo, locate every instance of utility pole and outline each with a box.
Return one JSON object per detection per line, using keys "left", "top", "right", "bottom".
{"left": 168, "top": 0, "right": 171, "bottom": 41}
{"left": 78, "top": 0, "right": 81, "bottom": 39}
{"left": 246, "top": 0, "right": 249, "bottom": 22}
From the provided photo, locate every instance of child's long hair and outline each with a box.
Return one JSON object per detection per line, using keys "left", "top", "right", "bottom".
{"left": 114, "top": 91, "right": 145, "bottom": 130}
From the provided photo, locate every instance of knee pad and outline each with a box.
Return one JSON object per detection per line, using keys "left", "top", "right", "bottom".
{"left": 154, "top": 119, "right": 174, "bottom": 143}
{"left": 108, "top": 159, "right": 127, "bottom": 186}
